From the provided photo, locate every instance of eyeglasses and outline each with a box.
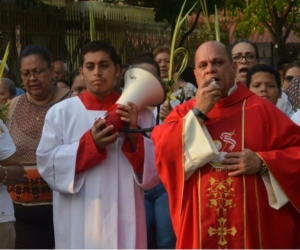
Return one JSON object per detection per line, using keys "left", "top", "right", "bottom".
{"left": 283, "top": 76, "right": 295, "bottom": 83}
{"left": 20, "top": 67, "right": 49, "bottom": 79}
{"left": 232, "top": 53, "right": 257, "bottom": 63}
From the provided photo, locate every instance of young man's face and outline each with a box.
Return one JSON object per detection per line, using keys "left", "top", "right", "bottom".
{"left": 249, "top": 71, "right": 281, "bottom": 105}
{"left": 80, "top": 51, "right": 120, "bottom": 100}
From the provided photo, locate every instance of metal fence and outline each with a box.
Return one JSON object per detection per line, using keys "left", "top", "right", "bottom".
{"left": 0, "top": 1, "right": 224, "bottom": 85}
{"left": 64, "top": 2, "right": 174, "bottom": 71}
{"left": 0, "top": 1, "right": 66, "bottom": 84}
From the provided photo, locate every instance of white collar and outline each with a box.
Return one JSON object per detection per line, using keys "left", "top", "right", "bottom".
{"left": 228, "top": 82, "right": 238, "bottom": 96}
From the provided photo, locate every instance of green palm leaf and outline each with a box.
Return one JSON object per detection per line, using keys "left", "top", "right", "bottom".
{"left": 214, "top": 5, "right": 221, "bottom": 42}
{"left": 89, "top": 0, "right": 96, "bottom": 41}
{"left": 0, "top": 42, "right": 10, "bottom": 79}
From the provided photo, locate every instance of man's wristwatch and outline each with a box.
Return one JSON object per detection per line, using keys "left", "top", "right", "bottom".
{"left": 260, "top": 161, "right": 268, "bottom": 175}
{"left": 192, "top": 108, "right": 209, "bottom": 121}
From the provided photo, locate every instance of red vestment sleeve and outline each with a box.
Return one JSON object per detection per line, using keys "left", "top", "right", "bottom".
{"left": 151, "top": 101, "right": 194, "bottom": 239}
{"left": 75, "top": 129, "right": 107, "bottom": 174}
{"left": 244, "top": 101, "right": 300, "bottom": 213}
{"left": 121, "top": 133, "right": 144, "bottom": 174}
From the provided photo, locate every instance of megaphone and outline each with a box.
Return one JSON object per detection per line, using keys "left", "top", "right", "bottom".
{"left": 99, "top": 65, "right": 166, "bottom": 134}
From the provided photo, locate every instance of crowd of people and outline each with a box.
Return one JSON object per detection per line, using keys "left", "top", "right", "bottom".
{"left": 0, "top": 38, "right": 300, "bottom": 249}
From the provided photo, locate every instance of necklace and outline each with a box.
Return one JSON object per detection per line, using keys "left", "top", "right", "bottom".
{"left": 26, "top": 87, "right": 56, "bottom": 121}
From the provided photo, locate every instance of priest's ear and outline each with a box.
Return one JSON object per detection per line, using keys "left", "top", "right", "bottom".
{"left": 232, "top": 61, "right": 238, "bottom": 76}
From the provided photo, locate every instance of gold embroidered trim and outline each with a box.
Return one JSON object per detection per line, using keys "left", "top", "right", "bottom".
{"left": 198, "top": 170, "right": 202, "bottom": 248}
{"left": 242, "top": 99, "right": 246, "bottom": 248}
{"left": 180, "top": 118, "right": 185, "bottom": 225}
{"left": 254, "top": 175, "right": 263, "bottom": 248}
{"left": 242, "top": 99, "right": 245, "bottom": 150}
{"left": 203, "top": 99, "right": 247, "bottom": 248}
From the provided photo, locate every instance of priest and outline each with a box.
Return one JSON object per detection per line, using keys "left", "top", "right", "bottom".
{"left": 151, "top": 41, "right": 300, "bottom": 249}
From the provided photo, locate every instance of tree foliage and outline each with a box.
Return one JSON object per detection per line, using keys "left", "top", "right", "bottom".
{"left": 113, "top": 0, "right": 223, "bottom": 24}
{"left": 225, "top": 0, "right": 300, "bottom": 63}
{"left": 114, "top": 0, "right": 300, "bottom": 63}
{"left": 105, "top": 0, "right": 225, "bottom": 47}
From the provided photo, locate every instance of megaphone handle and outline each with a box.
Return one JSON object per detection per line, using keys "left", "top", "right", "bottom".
{"left": 96, "top": 104, "right": 125, "bottom": 135}
{"left": 121, "top": 127, "right": 154, "bottom": 133}
{"left": 122, "top": 126, "right": 154, "bottom": 139}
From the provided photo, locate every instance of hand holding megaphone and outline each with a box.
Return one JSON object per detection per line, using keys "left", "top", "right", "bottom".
{"left": 94, "top": 65, "right": 166, "bottom": 135}
{"left": 91, "top": 118, "right": 119, "bottom": 151}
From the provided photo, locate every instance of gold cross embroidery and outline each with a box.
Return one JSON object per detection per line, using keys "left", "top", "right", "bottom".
{"left": 208, "top": 217, "right": 237, "bottom": 246}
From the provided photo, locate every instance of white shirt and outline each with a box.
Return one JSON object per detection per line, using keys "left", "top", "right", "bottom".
{"left": 276, "top": 91, "right": 294, "bottom": 117}
{"left": 0, "top": 119, "right": 16, "bottom": 223}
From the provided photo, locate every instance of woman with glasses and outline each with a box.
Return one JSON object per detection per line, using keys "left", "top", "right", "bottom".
{"left": 230, "top": 39, "right": 259, "bottom": 84}
{"left": 281, "top": 61, "right": 300, "bottom": 90}
{"left": 6, "top": 44, "right": 74, "bottom": 249}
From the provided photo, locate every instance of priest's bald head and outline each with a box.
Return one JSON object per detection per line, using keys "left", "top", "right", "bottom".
{"left": 194, "top": 41, "right": 236, "bottom": 98}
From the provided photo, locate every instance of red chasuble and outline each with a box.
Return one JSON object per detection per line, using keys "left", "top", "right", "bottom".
{"left": 152, "top": 83, "right": 300, "bottom": 249}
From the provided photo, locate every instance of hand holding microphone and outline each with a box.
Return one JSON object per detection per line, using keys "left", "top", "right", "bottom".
{"left": 194, "top": 78, "right": 221, "bottom": 115}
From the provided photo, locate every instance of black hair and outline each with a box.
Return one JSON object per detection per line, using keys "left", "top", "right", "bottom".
{"left": 246, "top": 64, "right": 281, "bottom": 89}
{"left": 116, "top": 54, "right": 122, "bottom": 68}
{"left": 55, "top": 79, "right": 70, "bottom": 88}
{"left": 136, "top": 51, "right": 154, "bottom": 60}
{"left": 69, "top": 69, "right": 80, "bottom": 87}
{"left": 0, "top": 77, "right": 16, "bottom": 98}
{"left": 230, "top": 39, "right": 259, "bottom": 61}
{"left": 133, "top": 57, "right": 160, "bottom": 77}
{"left": 20, "top": 44, "right": 52, "bottom": 67}
{"left": 277, "top": 59, "right": 291, "bottom": 72}
{"left": 179, "top": 66, "right": 197, "bottom": 88}
{"left": 79, "top": 40, "right": 119, "bottom": 66}
{"left": 282, "top": 61, "right": 300, "bottom": 78}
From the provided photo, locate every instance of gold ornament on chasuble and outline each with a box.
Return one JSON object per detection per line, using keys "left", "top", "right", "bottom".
{"left": 206, "top": 176, "right": 237, "bottom": 246}
{"left": 197, "top": 100, "right": 246, "bottom": 249}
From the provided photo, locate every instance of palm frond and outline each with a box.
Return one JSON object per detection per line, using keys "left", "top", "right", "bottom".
{"left": 89, "top": 0, "right": 96, "bottom": 41}
{"left": 0, "top": 42, "right": 10, "bottom": 79}
{"left": 214, "top": 5, "right": 221, "bottom": 42}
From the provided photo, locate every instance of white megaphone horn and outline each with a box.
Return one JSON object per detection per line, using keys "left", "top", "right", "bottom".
{"left": 97, "top": 65, "right": 166, "bottom": 134}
